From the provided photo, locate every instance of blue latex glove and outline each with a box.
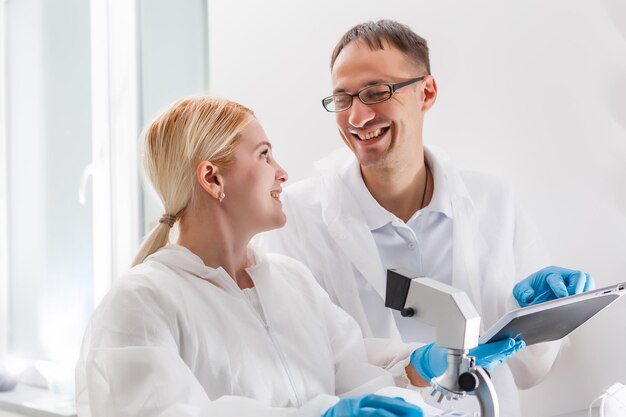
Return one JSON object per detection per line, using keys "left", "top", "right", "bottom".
{"left": 322, "top": 393, "right": 423, "bottom": 417}
{"left": 410, "top": 338, "right": 525, "bottom": 382}
{"left": 513, "top": 266, "right": 595, "bottom": 307}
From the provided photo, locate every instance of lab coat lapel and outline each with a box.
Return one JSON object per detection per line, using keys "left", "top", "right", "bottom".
{"left": 443, "top": 160, "right": 485, "bottom": 326}
{"left": 327, "top": 215, "right": 386, "bottom": 300}
{"left": 318, "top": 164, "right": 387, "bottom": 302}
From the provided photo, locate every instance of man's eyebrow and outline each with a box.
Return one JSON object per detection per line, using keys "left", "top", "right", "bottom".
{"left": 332, "top": 79, "right": 389, "bottom": 94}
{"left": 254, "top": 141, "right": 272, "bottom": 150}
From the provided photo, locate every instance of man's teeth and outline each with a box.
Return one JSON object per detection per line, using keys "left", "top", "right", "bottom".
{"left": 270, "top": 191, "right": 279, "bottom": 199}
{"left": 357, "top": 128, "right": 383, "bottom": 141}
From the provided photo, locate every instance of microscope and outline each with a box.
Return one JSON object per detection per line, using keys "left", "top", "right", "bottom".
{"left": 385, "top": 269, "right": 499, "bottom": 417}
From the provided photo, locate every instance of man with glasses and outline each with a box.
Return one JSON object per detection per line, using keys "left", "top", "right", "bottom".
{"left": 258, "top": 19, "right": 592, "bottom": 416}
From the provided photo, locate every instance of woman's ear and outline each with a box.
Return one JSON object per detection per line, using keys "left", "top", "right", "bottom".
{"left": 196, "top": 161, "right": 223, "bottom": 202}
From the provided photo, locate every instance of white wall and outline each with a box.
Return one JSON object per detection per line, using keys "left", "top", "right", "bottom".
{"left": 208, "top": 1, "right": 626, "bottom": 416}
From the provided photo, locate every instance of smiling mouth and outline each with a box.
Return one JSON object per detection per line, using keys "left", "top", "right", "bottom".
{"left": 353, "top": 127, "right": 388, "bottom": 141}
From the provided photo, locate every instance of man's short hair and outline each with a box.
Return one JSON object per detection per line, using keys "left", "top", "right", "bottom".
{"left": 330, "top": 19, "right": 431, "bottom": 75}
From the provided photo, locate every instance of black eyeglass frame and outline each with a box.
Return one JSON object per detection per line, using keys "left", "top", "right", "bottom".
{"left": 321, "top": 76, "right": 426, "bottom": 112}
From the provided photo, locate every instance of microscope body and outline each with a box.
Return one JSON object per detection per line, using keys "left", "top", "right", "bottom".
{"left": 385, "top": 268, "right": 499, "bottom": 417}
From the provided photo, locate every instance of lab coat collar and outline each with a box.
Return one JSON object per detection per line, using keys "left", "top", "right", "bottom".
{"left": 146, "top": 244, "right": 267, "bottom": 291}
{"left": 320, "top": 147, "right": 455, "bottom": 232}
{"left": 339, "top": 157, "right": 394, "bottom": 231}
{"left": 147, "top": 244, "right": 219, "bottom": 280}
{"left": 314, "top": 145, "right": 474, "bottom": 209}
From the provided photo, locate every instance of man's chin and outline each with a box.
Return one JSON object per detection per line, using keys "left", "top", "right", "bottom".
{"left": 354, "top": 151, "right": 390, "bottom": 169}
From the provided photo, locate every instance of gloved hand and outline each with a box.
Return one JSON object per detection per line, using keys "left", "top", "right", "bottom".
{"left": 409, "top": 338, "right": 525, "bottom": 382}
{"left": 513, "top": 266, "right": 594, "bottom": 307}
{"left": 322, "top": 393, "right": 423, "bottom": 417}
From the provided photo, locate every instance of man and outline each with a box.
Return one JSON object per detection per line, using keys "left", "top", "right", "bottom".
{"left": 258, "top": 20, "right": 593, "bottom": 416}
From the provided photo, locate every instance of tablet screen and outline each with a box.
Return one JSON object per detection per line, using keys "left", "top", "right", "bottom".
{"left": 479, "top": 283, "right": 625, "bottom": 346}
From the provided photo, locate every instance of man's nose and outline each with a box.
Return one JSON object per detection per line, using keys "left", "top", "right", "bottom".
{"left": 347, "top": 99, "right": 376, "bottom": 128}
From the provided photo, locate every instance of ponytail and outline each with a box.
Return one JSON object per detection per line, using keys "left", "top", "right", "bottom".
{"left": 131, "top": 220, "right": 173, "bottom": 267}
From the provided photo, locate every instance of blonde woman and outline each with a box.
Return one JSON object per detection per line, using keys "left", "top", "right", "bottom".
{"left": 75, "top": 97, "right": 427, "bottom": 417}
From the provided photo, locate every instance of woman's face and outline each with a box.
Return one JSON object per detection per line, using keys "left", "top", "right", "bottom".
{"left": 220, "top": 118, "right": 288, "bottom": 235}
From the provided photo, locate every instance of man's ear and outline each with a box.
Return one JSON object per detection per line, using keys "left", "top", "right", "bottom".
{"left": 196, "top": 161, "right": 223, "bottom": 201}
{"left": 421, "top": 75, "right": 438, "bottom": 112}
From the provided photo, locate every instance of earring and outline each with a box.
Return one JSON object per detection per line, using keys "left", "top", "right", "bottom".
{"left": 218, "top": 191, "right": 225, "bottom": 203}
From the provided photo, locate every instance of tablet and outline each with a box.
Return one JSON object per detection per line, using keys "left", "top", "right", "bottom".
{"left": 479, "top": 282, "right": 626, "bottom": 346}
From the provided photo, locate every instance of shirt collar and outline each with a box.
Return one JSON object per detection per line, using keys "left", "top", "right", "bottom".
{"left": 422, "top": 147, "right": 454, "bottom": 219}
{"left": 338, "top": 147, "right": 454, "bottom": 232}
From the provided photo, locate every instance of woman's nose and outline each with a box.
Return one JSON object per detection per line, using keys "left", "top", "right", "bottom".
{"left": 275, "top": 163, "right": 288, "bottom": 183}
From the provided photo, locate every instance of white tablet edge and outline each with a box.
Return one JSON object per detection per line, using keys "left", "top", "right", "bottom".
{"left": 478, "top": 282, "right": 626, "bottom": 345}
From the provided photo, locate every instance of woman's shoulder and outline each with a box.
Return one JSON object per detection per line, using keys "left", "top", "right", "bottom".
{"left": 82, "top": 261, "right": 187, "bottom": 352}
{"left": 118, "top": 260, "right": 174, "bottom": 290}
{"left": 98, "top": 260, "right": 184, "bottom": 316}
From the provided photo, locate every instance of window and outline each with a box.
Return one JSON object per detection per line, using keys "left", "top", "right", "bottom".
{"left": 4, "top": 0, "right": 98, "bottom": 364}
{"left": 0, "top": 0, "right": 207, "bottom": 405}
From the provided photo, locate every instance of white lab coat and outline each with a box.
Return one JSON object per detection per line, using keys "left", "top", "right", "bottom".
{"left": 257, "top": 147, "right": 562, "bottom": 417}
{"left": 75, "top": 244, "right": 411, "bottom": 417}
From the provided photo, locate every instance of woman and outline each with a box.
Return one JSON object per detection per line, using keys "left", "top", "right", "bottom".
{"left": 74, "top": 97, "right": 426, "bottom": 417}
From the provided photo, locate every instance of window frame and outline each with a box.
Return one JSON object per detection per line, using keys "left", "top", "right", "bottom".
{"left": 90, "top": 0, "right": 141, "bottom": 307}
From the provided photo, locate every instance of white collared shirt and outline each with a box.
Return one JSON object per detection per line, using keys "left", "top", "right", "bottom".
{"left": 339, "top": 151, "right": 454, "bottom": 343}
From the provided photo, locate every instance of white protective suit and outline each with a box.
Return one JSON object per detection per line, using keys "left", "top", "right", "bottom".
{"left": 75, "top": 244, "right": 417, "bottom": 417}
{"left": 257, "top": 147, "right": 562, "bottom": 417}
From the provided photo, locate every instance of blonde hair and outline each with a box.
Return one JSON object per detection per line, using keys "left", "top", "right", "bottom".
{"left": 132, "top": 97, "right": 254, "bottom": 267}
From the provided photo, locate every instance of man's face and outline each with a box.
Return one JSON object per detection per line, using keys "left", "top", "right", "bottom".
{"left": 330, "top": 41, "right": 434, "bottom": 169}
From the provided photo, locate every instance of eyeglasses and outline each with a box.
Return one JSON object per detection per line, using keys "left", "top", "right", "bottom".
{"left": 321, "top": 76, "right": 426, "bottom": 112}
